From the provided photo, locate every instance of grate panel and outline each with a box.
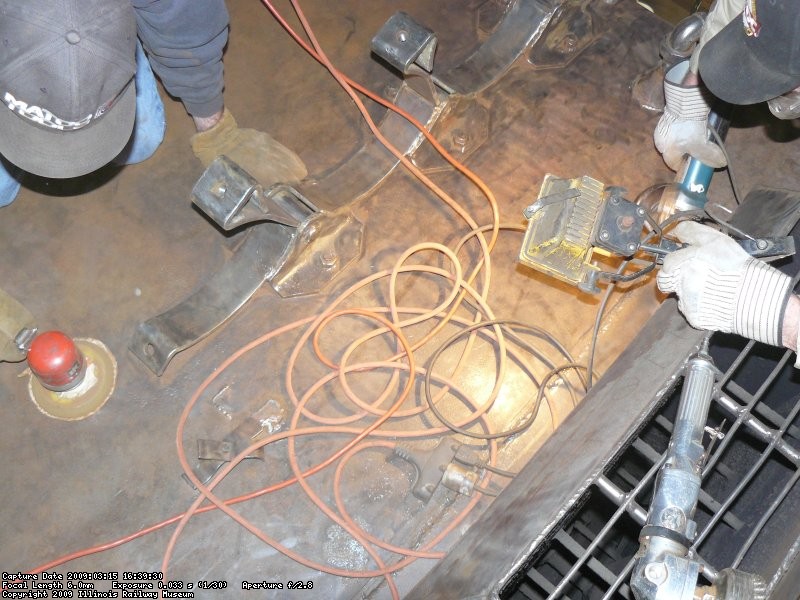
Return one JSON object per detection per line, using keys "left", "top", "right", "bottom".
{"left": 503, "top": 329, "right": 800, "bottom": 599}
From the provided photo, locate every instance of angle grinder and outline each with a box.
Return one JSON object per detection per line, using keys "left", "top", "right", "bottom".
{"left": 1, "top": 288, "right": 116, "bottom": 420}
{"left": 26, "top": 331, "right": 117, "bottom": 420}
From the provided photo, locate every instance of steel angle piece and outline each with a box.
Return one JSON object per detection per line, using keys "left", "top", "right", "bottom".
{"left": 192, "top": 156, "right": 317, "bottom": 231}
{"left": 371, "top": 12, "right": 438, "bottom": 74}
{"left": 195, "top": 415, "right": 266, "bottom": 486}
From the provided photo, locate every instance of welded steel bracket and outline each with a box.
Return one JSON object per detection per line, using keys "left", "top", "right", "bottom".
{"left": 129, "top": 158, "right": 364, "bottom": 376}
{"left": 371, "top": 12, "right": 438, "bottom": 74}
{"left": 192, "top": 158, "right": 314, "bottom": 230}
{"left": 293, "top": 0, "right": 559, "bottom": 212}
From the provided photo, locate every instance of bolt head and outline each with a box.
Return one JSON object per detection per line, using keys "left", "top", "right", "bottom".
{"left": 644, "top": 562, "right": 668, "bottom": 585}
{"left": 320, "top": 250, "right": 339, "bottom": 269}
{"left": 660, "top": 506, "right": 686, "bottom": 531}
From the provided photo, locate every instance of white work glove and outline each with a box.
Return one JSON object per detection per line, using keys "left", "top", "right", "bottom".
{"left": 654, "top": 62, "right": 727, "bottom": 171}
{"left": 768, "top": 88, "right": 800, "bottom": 120}
{"left": 657, "top": 222, "right": 792, "bottom": 346}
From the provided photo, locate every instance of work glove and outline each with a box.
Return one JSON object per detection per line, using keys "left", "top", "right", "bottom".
{"left": 768, "top": 88, "right": 800, "bottom": 120}
{"left": 191, "top": 108, "right": 307, "bottom": 186}
{"left": 653, "top": 62, "right": 727, "bottom": 171}
{"left": 657, "top": 222, "right": 792, "bottom": 346}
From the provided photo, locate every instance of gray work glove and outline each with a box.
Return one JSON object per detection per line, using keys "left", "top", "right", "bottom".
{"left": 768, "top": 88, "right": 800, "bottom": 120}
{"left": 191, "top": 108, "right": 307, "bottom": 186}
{"left": 654, "top": 62, "right": 727, "bottom": 171}
{"left": 657, "top": 222, "right": 792, "bottom": 346}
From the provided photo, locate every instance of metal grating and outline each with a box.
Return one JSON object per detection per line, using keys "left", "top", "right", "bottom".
{"left": 503, "top": 331, "right": 800, "bottom": 599}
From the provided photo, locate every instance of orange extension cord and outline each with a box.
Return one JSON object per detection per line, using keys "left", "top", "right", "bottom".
{"left": 10, "top": 2, "right": 588, "bottom": 598}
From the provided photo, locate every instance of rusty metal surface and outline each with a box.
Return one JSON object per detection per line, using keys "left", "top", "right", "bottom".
{"left": 2, "top": 1, "right": 800, "bottom": 598}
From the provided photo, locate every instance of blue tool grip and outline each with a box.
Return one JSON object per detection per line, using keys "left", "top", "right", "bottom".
{"left": 678, "top": 157, "right": 715, "bottom": 208}
{"left": 676, "top": 107, "right": 730, "bottom": 209}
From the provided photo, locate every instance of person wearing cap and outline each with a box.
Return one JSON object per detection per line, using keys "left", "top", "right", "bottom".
{"left": 654, "top": 0, "right": 800, "bottom": 171}
{"left": 0, "top": 0, "right": 306, "bottom": 208}
{"left": 655, "top": 0, "right": 800, "bottom": 363}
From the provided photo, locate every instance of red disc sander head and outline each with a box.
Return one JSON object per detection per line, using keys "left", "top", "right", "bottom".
{"left": 27, "top": 331, "right": 86, "bottom": 391}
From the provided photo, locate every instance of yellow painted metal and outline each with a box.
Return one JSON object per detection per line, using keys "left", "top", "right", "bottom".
{"left": 518, "top": 174, "right": 605, "bottom": 287}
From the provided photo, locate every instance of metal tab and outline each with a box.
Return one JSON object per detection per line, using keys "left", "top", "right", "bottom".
{"left": 371, "top": 12, "right": 437, "bottom": 74}
{"left": 192, "top": 156, "right": 317, "bottom": 231}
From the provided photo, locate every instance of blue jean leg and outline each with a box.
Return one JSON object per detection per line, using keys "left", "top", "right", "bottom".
{"left": 114, "top": 42, "right": 166, "bottom": 165}
{"left": 0, "top": 157, "right": 22, "bottom": 208}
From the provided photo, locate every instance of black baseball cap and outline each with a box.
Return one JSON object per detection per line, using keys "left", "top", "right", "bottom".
{"left": 0, "top": 0, "right": 138, "bottom": 179}
{"left": 699, "top": 0, "right": 800, "bottom": 105}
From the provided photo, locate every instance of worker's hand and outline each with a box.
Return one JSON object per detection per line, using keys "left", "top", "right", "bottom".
{"left": 768, "top": 88, "right": 800, "bottom": 120}
{"left": 653, "top": 62, "right": 727, "bottom": 171}
{"left": 657, "top": 222, "right": 792, "bottom": 346}
{"left": 191, "top": 108, "right": 307, "bottom": 186}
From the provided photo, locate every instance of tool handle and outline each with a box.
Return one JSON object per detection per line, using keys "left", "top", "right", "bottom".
{"left": 0, "top": 288, "right": 36, "bottom": 362}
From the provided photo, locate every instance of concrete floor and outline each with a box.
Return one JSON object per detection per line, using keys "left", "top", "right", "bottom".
{"left": 3, "top": 1, "right": 800, "bottom": 598}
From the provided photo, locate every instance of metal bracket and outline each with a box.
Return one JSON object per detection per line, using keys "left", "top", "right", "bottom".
{"left": 192, "top": 156, "right": 317, "bottom": 231}
{"left": 371, "top": 12, "right": 438, "bottom": 75}
{"left": 131, "top": 0, "right": 563, "bottom": 376}
{"left": 129, "top": 157, "right": 364, "bottom": 376}
{"left": 194, "top": 415, "right": 266, "bottom": 486}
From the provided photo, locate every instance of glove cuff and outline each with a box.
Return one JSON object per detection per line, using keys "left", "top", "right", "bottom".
{"left": 663, "top": 80, "right": 713, "bottom": 120}
{"left": 734, "top": 259, "right": 793, "bottom": 346}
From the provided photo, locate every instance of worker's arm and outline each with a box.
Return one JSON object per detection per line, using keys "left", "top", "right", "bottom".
{"left": 131, "top": 0, "right": 306, "bottom": 184}
{"left": 131, "top": 0, "right": 229, "bottom": 121}
{"left": 653, "top": 0, "right": 743, "bottom": 170}
{"left": 657, "top": 222, "right": 799, "bottom": 362}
